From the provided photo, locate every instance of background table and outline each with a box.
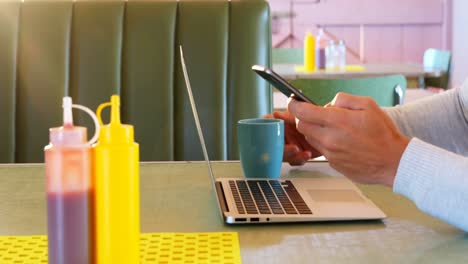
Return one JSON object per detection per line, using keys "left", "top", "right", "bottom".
{"left": 274, "top": 63, "right": 443, "bottom": 89}
{"left": 273, "top": 63, "right": 442, "bottom": 80}
{"left": 0, "top": 162, "right": 467, "bottom": 263}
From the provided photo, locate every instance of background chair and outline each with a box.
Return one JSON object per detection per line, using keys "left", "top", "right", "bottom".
{"left": 290, "top": 75, "right": 407, "bottom": 107}
{"left": 0, "top": 0, "right": 272, "bottom": 163}
{"left": 272, "top": 48, "right": 303, "bottom": 64}
{"left": 423, "top": 48, "right": 452, "bottom": 89}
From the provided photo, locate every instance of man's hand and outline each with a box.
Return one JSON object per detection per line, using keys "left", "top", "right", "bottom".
{"left": 265, "top": 111, "right": 321, "bottom": 165}
{"left": 288, "top": 93, "right": 410, "bottom": 187}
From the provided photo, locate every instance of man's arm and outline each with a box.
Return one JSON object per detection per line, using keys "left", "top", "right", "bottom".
{"left": 287, "top": 83, "right": 468, "bottom": 232}
{"left": 394, "top": 138, "right": 468, "bottom": 232}
{"left": 387, "top": 80, "right": 468, "bottom": 232}
{"left": 385, "top": 81, "right": 468, "bottom": 155}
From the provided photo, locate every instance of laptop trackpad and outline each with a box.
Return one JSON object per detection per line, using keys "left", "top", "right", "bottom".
{"left": 307, "top": 190, "right": 365, "bottom": 203}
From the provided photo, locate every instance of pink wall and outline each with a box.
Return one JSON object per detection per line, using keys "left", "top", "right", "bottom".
{"left": 269, "top": 0, "right": 451, "bottom": 64}
{"left": 452, "top": 0, "right": 468, "bottom": 87}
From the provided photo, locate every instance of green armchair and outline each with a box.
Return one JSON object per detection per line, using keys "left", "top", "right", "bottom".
{"left": 0, "top": 0, "right": 272, "bottom": 163}
{"left": 423, "top": 48, "right": 452, "bottom": 89}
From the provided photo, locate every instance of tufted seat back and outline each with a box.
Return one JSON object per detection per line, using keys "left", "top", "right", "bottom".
{"left": 0, "top": 0, "right": 272, "bottom": 162}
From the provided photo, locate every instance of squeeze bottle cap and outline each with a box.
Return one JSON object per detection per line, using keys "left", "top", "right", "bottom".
{"left": 318, "top": 28, "right": 324, "bottom": 37}
{"left": 97, "top": 95, "right": 134, "bottom": 144}
{"left": 49, "top": 97, "right": 100, "bottom": 146}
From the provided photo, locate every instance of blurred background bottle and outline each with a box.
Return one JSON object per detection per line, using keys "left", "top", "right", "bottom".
{"left": 45, "top": 97, "right": 99, "bottom": 264}
{"left": 315, "top": 27, "right": 328, "bottom": 70}
{"left": 325, "top": 40, "right": 346, "bottom": 71}
{"left": 337, "top": 40, "right": 347, "bottom": 70}
{"left": 303, "top": 32, "right": 316, "bottom": 71}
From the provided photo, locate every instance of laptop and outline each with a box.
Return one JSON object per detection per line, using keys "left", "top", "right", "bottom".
{"left": 179, "top": 46, "right": 386, "bottom": 224}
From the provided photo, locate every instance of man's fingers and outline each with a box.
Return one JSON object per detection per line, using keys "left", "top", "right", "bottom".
{"left": 284, "top": 122, "right": 314, "bottom": 152}
{"left": 290, "top": 151, "right": 313, "bottom": 166}
{"left": 284, "top": 144, "right": 312, "bottom": 166}
{"left": 273, "top": 111, "right": 294, "bottom": 123}
{"left": 331, "top": 92, "right": 377, "bottom": 110}
{"left": 284, "top": 144, "right": 300, "bottom": 156}
{"left": 294, "top": 120, "right": 331, "bottom": 153}
{"left": 288, "top": 99, "right": 332, "bottom": 126}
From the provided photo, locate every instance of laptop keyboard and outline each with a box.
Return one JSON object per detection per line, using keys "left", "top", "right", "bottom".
{"left": 228, "top": 180, "right": 313, "bottom": 215}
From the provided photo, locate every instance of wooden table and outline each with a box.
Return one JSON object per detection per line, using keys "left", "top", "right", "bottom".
{"left": 1, "top": 162, "right": 467, "bottom": 263}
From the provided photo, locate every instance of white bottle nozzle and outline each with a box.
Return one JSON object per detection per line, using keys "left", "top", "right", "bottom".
{"left": 60, "top": 96, "right": 100, "bottom": 146}
{"left": 72, "top": 104, "right": 100, "bottom": 145}
{"left": 63, "top": 97, "right": 73, "bottom": 126}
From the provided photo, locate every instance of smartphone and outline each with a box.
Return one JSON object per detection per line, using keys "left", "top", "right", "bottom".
{"left": 252, "top": 65, "right": 317, "bottom": 105}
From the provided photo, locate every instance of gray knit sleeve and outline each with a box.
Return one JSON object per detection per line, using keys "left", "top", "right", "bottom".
{"left": 388, "top": 80, "right": 468, "bottom": 232}
{"left": 394, "top": 138, "right": 468, "bottom": 232}
{"left": 385, "top": 81, "right": 468, "bottom": 155}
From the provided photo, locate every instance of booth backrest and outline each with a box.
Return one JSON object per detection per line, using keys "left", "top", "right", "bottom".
{"left": 0, "top": 0, "right": 272, "bottom": 163}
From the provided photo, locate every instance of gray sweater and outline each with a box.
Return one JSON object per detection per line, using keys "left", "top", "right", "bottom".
{"left": 385, "top": 81, "right": 468, "bottom": 231}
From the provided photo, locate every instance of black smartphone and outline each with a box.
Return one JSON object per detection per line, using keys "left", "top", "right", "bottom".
{"left": 252, "top": 65, "right": 317, "bottom": 105}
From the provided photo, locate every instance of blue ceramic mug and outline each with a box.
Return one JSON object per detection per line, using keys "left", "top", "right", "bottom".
{"left": 237, "top": 118, "right": 284, "bottom": 179}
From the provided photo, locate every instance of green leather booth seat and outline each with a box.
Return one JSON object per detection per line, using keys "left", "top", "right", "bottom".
{"left": 0, "top": 0, "right": 272, "bottom": 163}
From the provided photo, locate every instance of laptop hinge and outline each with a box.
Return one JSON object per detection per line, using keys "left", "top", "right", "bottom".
{"left": 215, "top": 182, "right": 229, "bottom": 213}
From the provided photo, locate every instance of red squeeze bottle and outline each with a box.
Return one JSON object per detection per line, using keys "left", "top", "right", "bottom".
{"left": 45, "top": 97, "right": 99, "bottom": 264}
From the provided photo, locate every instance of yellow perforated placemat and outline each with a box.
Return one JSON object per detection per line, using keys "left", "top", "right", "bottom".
{"left": 0, "top": 232, "right": 241, "bottom": 264}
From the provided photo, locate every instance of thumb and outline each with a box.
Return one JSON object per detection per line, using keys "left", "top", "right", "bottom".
{"left": 330, "top": 92, "right": 376, "bottom": 110}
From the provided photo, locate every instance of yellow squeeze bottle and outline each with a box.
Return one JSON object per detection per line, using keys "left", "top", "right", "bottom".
{"left": 304, "top": 32, "right": 316, "bottom": 72}
{"left": 94, "top": 95, "right": 140, "bottom": 264}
